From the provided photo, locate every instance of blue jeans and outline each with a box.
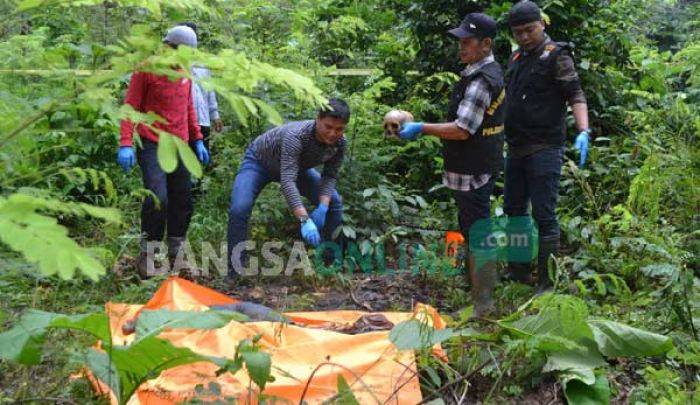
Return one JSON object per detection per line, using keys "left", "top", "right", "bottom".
{"left": 503, "top": 146, "right": 563, "bottom": 243}
{"left": 227, "top": 149, "right": 343, "bottom": 275}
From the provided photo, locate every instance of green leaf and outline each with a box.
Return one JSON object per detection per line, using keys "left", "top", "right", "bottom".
{"left": 542, "top": 340, "right": 607, "bottom": 385}
{"left": 507, "top": 294, "right": 593, "bottom": 345}
{"left": 425, "top": 366, "right": 442, "bottom": 387}
{"left": 0, "top": 193, "right": 116, "bottom": 280}
{"left": 173, "top": 136, "right": 202, "bottom": 179}
{"left": 156, "top": 133, "right": 178, "bottom": 173}
{"left": 135, "top": 309, "right": 248, "bottom": 339}
{"left": 241, "top": 351, "right": 272, "bottom": 391}
{"left": 0, "top": 310, "right": 110, "bottom": 365}
{"left": 86, "top": 349, "right": 123, "bottom": 404}
{"left": 106, "top": 335, "right": 219, "bottom": 404}
{"left": 0, "top": 310, "right": 53, "bottom": 364}
{"left": 389, "top": 319, "right": 453, "bottom": 350}
{"left": 588, "top": 319, "right": 673, "bottom": 357}
{"left": 562, "top": 372, "right": 611, "bottom": 405}
{"left": 336, "top": 374, "right": 360, "bottom": 405}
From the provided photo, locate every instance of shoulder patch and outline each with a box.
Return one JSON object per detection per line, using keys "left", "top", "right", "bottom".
{"left": 540, "top": 44, "right": 557, "bottom": 60}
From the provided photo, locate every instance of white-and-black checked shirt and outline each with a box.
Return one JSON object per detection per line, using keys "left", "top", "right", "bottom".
{"left": 443, "top": 54, "right": 494, "bottom": 192}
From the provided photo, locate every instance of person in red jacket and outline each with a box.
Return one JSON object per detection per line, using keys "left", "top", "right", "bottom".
{"left": 117, "top": 25, "right": 210, "bottom": 278}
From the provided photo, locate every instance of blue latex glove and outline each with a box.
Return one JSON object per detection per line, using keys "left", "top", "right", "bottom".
{"left": 310, "top": 203, "right": 329, "bottom": 231}
{"left": 574, "top": 130, "right": 590, "bottom": 168}
{"left": 117, "top": 146, "right": 136, "bottom": 172}
{"left": 194, "top": 139, "right": 210, "bottom": 165}
{"left": 399, "top": 122, "right": 424, "bottom": 140}
{"left": 301, "top": 219, "right": 321, "bottom": 247}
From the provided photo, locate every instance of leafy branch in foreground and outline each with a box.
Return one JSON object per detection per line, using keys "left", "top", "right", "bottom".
{"left": 0, "top": 308, "right": 271, "bottom": 404}
{"left": 0, "top": 193, "right": 120, "bottom": 280}
{"left": 390, "top": 294, "right": 673, "bottom": 405}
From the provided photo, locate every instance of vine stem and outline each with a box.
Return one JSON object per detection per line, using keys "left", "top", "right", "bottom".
{"left": 298, "top": 361, "right": 381, "bottom": 404}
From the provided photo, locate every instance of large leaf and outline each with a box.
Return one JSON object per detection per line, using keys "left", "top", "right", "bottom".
{"left": 86, "top": 349, "right": 122, "bottom": 403}
{"left": 520, "top": 294, "right": 593, "bottom": 341}
{"left": 588, "top": 319, "right": 673, "bottom": 357}
{"left": 135, "top": 309, "right": 248, "bottom": 339}
{"left": 156, "top": 132, "right": 178, "bottom": 173}
{"left": 173, "top": 136, "right": 202, "bottom": 179}
{"left": 562, "top": 372, "right": 611, "bottom": 405}
{"left": 102, "top": 335, "right": 223, "bottom": 404}
{"left": 389, "top": 319, "right": 453, "bottom": 350}
{"left": 241, "top": 351, "right": 272, "bottom": 391}
{"left": 542, "top": 339, "right": 607, "bottom": 385}
{"left": 0, "top": 310, "right": 110, "bottom": 364}
{"left": 504, "top": 294, "right": 593, "bottom": 353}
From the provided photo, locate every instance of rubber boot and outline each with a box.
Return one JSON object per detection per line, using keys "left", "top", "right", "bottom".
{"left": 504, "top": 215, "right": 536, "bottom": 284}
{"left": 536, "top": 239, "right": 559, "bottom": 294}
{"left": 505, "top": 262, "right": 532, "bottom": 284}
{"left": 135, "top": 251, "right": 150, "bottom": 279}
{"left": 469, "top": 249, "right": 497, "bottom": 318}
{"left": 136, "top": 238, "right": 173, "bottom": 279}
{"left": 168, "top": 236, "right": 195, "bottom": 278}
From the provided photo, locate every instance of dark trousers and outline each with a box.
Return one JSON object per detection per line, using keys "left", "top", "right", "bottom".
{"left": 137, "top": 139, "right": 193, "bottom": 249}
{"left": 503, "top": 146, "right": 563, "bottom": 243}
{"left": 453, "top": 178, "right": 495, "bottom": 252}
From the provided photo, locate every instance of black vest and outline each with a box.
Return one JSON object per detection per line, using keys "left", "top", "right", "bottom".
{"left": 504, "top": 41, "right": 572, "bottom": 147}
{"left": 444, "top": 61, "right": 505, "bottom": 175}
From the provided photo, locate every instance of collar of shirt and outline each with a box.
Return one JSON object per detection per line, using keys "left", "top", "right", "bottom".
{"left": 460, "top": 53, "right": 495, "bottom": 78}
{"left": 521, "top": 34, "right": 553, "bottom": 57}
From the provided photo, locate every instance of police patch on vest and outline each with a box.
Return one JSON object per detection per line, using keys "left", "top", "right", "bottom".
{"left": 486, "top": 89, "right": 505, "bottom": 116}
{"left": 540, "top": 43, "right": 557, "bottom": 60}
{"left": 482, "top": 125, "right": 504, "bottom": 137}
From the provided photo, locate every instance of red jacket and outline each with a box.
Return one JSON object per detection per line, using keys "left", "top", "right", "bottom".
{"left": 119, "top": 71, "right": 203, "bottom": 147}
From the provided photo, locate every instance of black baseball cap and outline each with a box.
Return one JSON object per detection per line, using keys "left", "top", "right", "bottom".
{"left": 508, "top": 1, "right": 542, "bottom": 27}
{"left": 448, "top": 13, "right": 498, "bottom": 40}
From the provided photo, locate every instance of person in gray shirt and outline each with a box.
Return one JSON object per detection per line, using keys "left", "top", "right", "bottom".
{"left": 179, "top": 23, "right": 223, "bottom": 153}
{"left": 227, "top": 99, "right": 350, "bottom": 279}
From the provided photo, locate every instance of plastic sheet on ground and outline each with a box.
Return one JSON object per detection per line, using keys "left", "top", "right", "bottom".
{"left": 89, "top": 276, "right": 447, "bottom": 404}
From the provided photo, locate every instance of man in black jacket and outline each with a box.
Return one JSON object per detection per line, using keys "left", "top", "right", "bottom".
{"left": 504, "top": 1, "right": 591, "bottom": 291}
{"left": 399, "top": 13, "right": 505, "bottom": 317}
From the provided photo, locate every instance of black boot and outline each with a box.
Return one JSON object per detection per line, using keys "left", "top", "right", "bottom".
{"left": 135, "top": 251, "right": 149, "bottom": 279}
{"left": 536, "top": 239, "right": 559, "bottom": 294}
{"left": 168, "top": 237, "right": 196, "bottom": 278}
{"left": 469, "top": 249, "right": 497, "bottom": 318}
{"left": 505, "top": 262, "right": 532, "bottom": 284}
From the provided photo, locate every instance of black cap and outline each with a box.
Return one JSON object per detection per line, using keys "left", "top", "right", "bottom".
{"left": 448, "top": 13, "right": 498, "bottom": 40}
{"left": 508, "top": 1, "right": 542, "bottom": 27}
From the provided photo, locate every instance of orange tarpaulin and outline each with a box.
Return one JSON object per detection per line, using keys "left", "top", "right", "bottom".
{"left": 91, "top": 277, "right": 446, "bottom": 404}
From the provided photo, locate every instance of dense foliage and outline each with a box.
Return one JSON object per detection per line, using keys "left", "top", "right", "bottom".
{"left": 0, "top": 0, "right": 697, "bottom": 403}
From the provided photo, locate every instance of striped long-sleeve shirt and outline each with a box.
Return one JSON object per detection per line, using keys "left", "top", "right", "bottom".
{"left": 249, "top": 120, "right": 345, "bottom": 210}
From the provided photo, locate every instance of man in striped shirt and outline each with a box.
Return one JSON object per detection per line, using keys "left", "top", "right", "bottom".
{"left": 227, "top": 99, "right": 349, "bottom": 278}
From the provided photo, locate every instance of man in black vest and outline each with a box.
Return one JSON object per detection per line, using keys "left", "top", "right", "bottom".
{"left": 399, "top": 13, "right": 505, "bottom": 317}
{"left": 504, "top": 1, "right": 590, "bottom": 292}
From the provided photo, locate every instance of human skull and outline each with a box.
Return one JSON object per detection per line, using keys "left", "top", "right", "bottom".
{"left": 383, "top": 109, "right": 414, "bottom": 137}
